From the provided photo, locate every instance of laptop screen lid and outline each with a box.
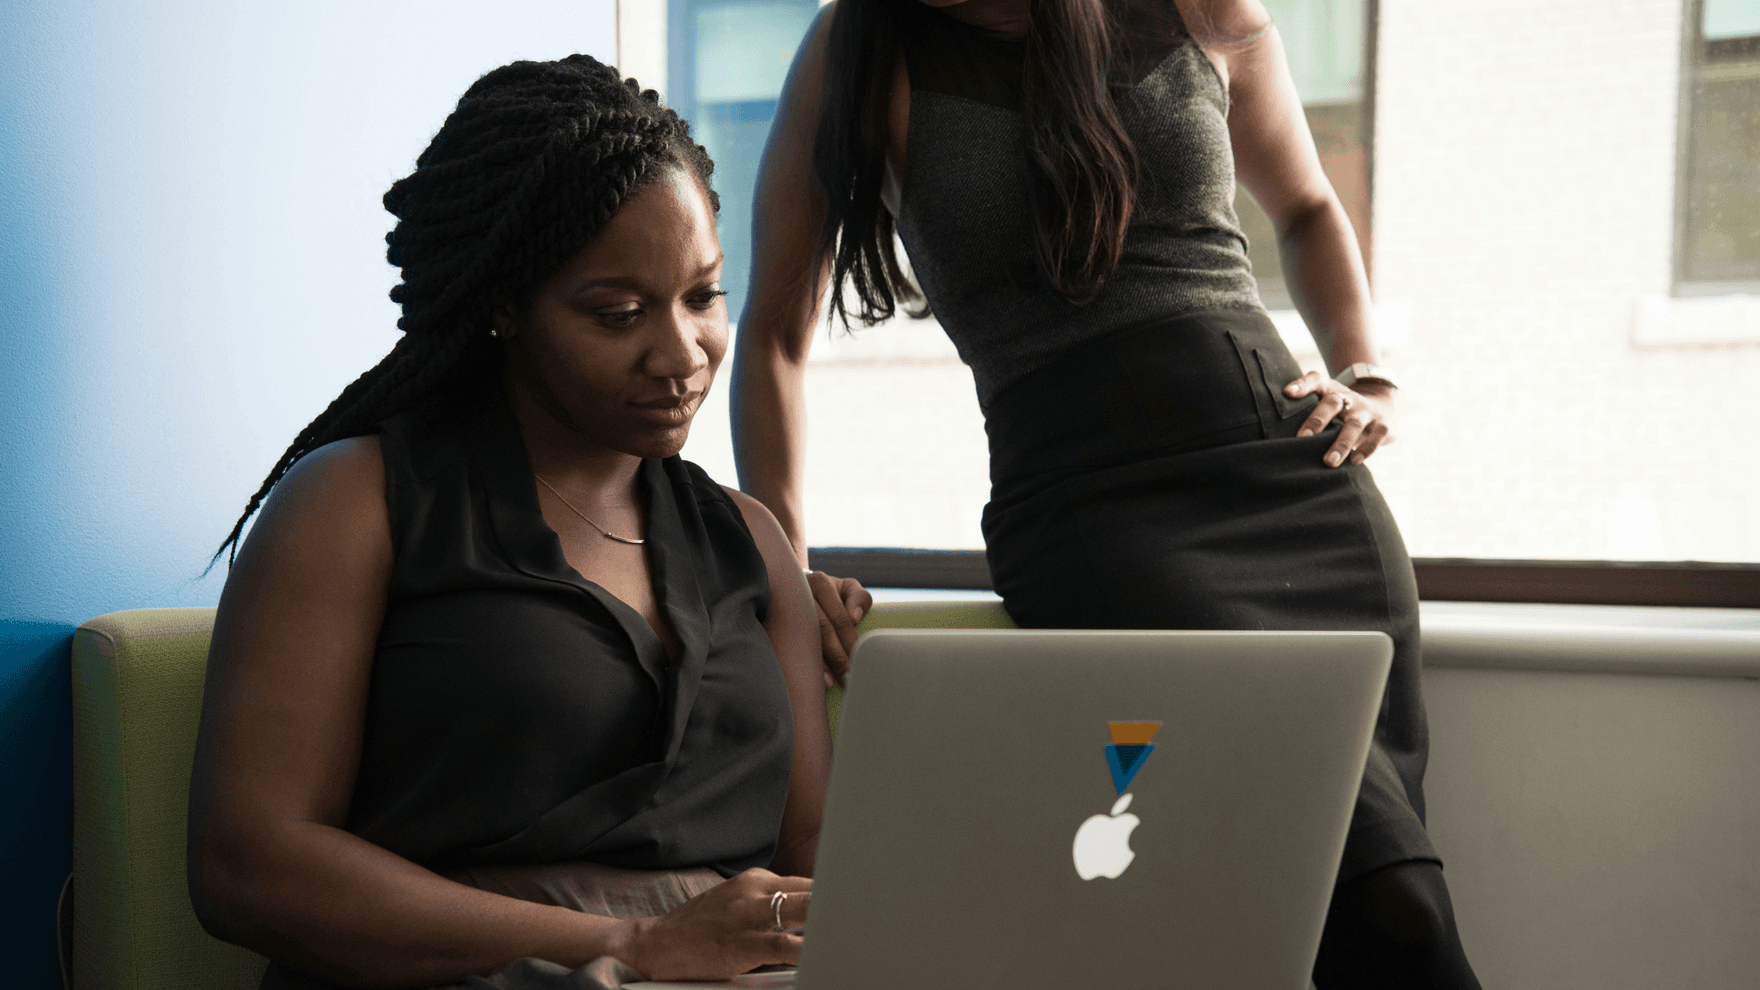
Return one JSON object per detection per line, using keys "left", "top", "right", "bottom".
{"left": 795, "top": 628, "right": 1391, "bottom": 990}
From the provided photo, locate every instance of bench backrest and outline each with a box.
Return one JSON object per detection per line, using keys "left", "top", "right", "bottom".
{"left": 69, "top": 600, "right": 1014, "bottom": 988}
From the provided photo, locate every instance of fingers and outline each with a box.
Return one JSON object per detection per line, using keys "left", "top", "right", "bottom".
{"left": 814, "top": 606, "right": 850, "bottom": 688}
{"left": 1294, "top": 385, "right": 1396, "bottom": 466}
{"left": 840, "top": 577, "right": 873, "bottom": 630}
{"left": 765, "top": 890, "right": 813, "bottom": 931}
{"left": 1346, "top": 418, "right": 1393, "bottom": 464}
{"left": 763, "top": 930, "right": 804, "bottom": 963}
{"left": 1324, "top": 398, "right": 1394, "bottom": 467}
{"left": 1283, "top": 369, "right": 1324, "bottom": 398}
{"left": 729, "top": 867, "right": 812, "bottom": 892}
{"left": 736, "top": 871, "right": 811, "bottom": 933}
{"left": 1296, "top": 385, "right": 1352, "bottom": 439}
{"left": 760, "top": 872, "right": 814, "bottom": 893}
{"left": 809, "top": 572, "right": 864, "bottom": 651}
{"left": 806, "top": 570, "right": 864, "bottom": 687}
{"left": 632, "top": 871, "right": 812, "bottom": 980}
{"left": 1324, "top": 413, "right": 1366, "bottom": 467}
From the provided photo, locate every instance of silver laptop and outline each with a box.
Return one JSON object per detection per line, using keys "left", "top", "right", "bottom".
{"left": 628, "top": 627, "right": 1389, "bottom": 990}
{"left": 796, "top": 628, "right": 1390, "bottom": 990}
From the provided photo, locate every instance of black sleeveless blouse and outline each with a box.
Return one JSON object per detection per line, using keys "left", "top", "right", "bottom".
{"left": 342, "top": 389, "right": 793, "bottom": 876}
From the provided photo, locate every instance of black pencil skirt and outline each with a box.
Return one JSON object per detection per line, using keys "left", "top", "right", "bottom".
{"left": 980, "top": 308, "right": 1438, "bottom": 881}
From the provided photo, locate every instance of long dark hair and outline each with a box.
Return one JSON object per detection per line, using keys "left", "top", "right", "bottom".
{"left": 214, "top": 55, "right": 716, "bottom": 564}
{"left": 813, "top": 0, "right": 1139, "bottom": 325}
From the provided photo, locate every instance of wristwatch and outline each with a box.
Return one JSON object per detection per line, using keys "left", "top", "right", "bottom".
{"left": 1334, "top": 362, "right": 1399, "bottom": 391}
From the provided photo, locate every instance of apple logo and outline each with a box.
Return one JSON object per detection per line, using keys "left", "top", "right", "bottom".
{"left": 1072, "top": 792, "right": 1141, "bottom": 880}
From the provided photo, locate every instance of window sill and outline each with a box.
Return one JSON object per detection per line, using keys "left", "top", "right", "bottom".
{"left": 858, "top": 594, "right": 1760, "bottom": 680}
{"left": 1422, "top": 601, "right": 1760, "bottom": 679}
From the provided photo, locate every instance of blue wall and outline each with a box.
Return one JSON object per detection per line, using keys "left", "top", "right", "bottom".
{"left": 0, "top": 3, "right": 615, "bottom": 984}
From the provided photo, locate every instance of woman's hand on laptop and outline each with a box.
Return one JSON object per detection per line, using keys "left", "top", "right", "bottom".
{"left": 805, "top": 570, "right": 872, "bottom": 688}
{"left": 619, "top": 868, "right": 812, "bottom": 981}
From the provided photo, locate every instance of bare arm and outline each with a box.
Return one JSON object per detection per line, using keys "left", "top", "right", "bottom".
{"left": 731, "top": 6, "right": 874, "bottom": 679}
{"left": 725, "top": 487, "right": 833, "bottom": 877}
{"left": 730, "top": 3, "right": 835, "bottom": 564}
{"left": 188, "top": 438, "right": 647, "bottom": 987}
{"left": 189, "top": 440, "right": 807, "bottom": 987}
{"left": 1184, "top": 0, "right": 1396, "bottom": 464}
{"left": 1187, "top": 0, "right": 1376, "bottom": 371}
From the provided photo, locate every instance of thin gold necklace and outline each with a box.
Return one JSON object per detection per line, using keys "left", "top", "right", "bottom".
{"left": 533, "top": 474, "right": 646, "bottom": 545}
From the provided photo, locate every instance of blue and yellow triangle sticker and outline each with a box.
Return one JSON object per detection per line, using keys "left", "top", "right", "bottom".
{"left": 1105, "top": 721, "right": 1162, "bottom": 794}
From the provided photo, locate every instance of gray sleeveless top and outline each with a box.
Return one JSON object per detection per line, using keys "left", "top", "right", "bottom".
{"left": 894, "top": 1, "right": 1263, "bottom": 406}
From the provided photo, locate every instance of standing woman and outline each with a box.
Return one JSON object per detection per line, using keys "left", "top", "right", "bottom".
{"left": 730, "top": 0, "right": 1480, "bottom": 986}
{"left": 190, "top": 56, "right": 828, "bottom": 989}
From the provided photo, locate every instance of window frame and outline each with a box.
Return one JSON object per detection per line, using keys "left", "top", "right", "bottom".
{"left": 807, "top": 548, "right": 1760, "bottom": 607}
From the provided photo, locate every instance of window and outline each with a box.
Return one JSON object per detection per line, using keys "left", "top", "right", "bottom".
{"left": 666, "top": 0, "right": 821, "bottom": 318}
{"left": 1234, "top": 0, "right": 1375, "bottom": 312}
{"left": 651, "top": 0, "right": 1760, "bottom": 587}
{"left": 653, "top": 0, "right": 832, "bottom": 496}
{"left": 1676, "top": 0, "right": 1760, "bottom": 293}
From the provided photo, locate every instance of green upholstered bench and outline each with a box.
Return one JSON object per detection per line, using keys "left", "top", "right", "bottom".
{"left": 65, "top": 599, "right": 1013, "bottom": 989}
{"left": 69, "top": 608, "right": 267, "bottom": 990}
{"left": 825, "top": 600, "right": 1014, "bottom": 737}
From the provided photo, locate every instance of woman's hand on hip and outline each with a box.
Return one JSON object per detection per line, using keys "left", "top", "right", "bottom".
{"left": 1283, "top": 371, "right": 1395, "bottom": 467}
{"left": 621, "top": 868, "right": 812, "bottom": 981}
{"left": 805, "top": 570, "right": 872, "bottom": 688}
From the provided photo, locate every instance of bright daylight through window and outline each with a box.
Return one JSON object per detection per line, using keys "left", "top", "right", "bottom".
{"left": 669, "top": 0, "right": 1760, "bottom": 565}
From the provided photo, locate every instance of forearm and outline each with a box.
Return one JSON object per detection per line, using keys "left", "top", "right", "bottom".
{"left": 1275, "top": 196, "right": 1379, "bottom": 375}
{"left": 730, "top": 332, "right": 812, "bottom": 565}
{"left": 198, "top": 821, "right": 634, "bottom": 987}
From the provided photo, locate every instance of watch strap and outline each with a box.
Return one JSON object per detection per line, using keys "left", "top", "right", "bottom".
{"left": 1335, "top": 362, "right": 1399, "bottom": 390}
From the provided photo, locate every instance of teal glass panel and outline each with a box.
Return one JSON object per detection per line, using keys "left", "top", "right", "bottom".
{"left": 1704, "top": 0, "right": 1760, "bottom": 39}
{"left": 669, "top": 0, "right": 820, "bottom": 319}
{"left": 1262, "top": 0, "right": 1365, "bottom": 104}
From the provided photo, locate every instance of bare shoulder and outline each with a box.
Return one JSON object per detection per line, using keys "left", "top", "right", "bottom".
{"left": 1172, "top": 0, "right": 1273, "bottom": 41}
{"left": 272, "top": 434, "right": 385, "bottom": 506}
{"left": 1171, "top": 0, "right": 1276, "bottom": 90}
{"left": 781, "top": 0, "right": 837, "bottom": 104}
{"left": 722, "top": 485, "right": 797, "bottom": 564}
{"left": 225, "top": 435, "right": 392, "bottom": 598}
{"left": 721, "top": 483, "right": 769, "bottom": 518}
{"left": 806, "top": 0, "right": 837, "bottom": 58}
{"left": 769, "top": 0, "right": 835, "bottom": 133}
{"left": 253, "top": 435, "right": 386, "bottom": 532}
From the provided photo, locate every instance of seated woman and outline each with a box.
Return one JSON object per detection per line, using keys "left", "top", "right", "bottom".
{"left": 186, "top": 55, "right": 829, "bottom": 990}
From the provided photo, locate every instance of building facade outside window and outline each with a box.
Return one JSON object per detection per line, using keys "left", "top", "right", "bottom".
{"left": 1676, "top": 0, "right": 1760, "bottom": 293}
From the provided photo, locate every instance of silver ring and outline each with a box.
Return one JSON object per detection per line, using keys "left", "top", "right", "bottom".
{"left": 1337, "top": 392, "right": 1353, "bottom": 412}
{"left": 770, "top": 890, "right": 787, "bottom": 931}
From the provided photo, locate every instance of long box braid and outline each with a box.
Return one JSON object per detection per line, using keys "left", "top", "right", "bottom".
{"left": 215, "top": 54, "right": 717, "bottom": 565}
